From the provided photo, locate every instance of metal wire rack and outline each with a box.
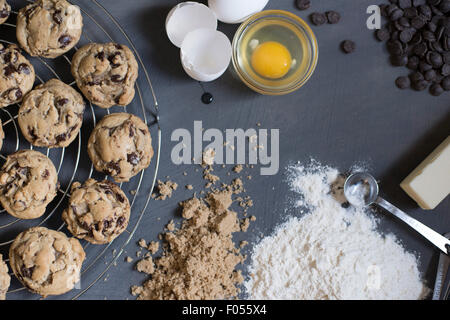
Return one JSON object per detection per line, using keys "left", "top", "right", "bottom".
{"left": 0, "top": 0, "right": 161, "bottom": 299}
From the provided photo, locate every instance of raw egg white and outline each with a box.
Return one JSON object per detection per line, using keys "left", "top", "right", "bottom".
{"left": 208, "top": 0, "right": 269, "bottom": 24}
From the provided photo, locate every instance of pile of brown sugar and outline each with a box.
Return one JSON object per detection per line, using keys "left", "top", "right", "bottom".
{"left": 131, "top": 171, "right": 255, "bottom": 300}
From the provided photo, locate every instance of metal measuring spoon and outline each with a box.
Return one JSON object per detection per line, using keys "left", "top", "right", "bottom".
{"left": 344, "top": 172, "right": 450, "bottom": 255}
{"left": 432, "top": 232, "right": 450, "bottom": 300}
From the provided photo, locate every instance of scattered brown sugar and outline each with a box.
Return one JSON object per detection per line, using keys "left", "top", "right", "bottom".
{"left": 136, "top": 257, "right": 155, "bottom": 274}
{"left": 155, "top": 180, "right": 178, "bottom": 200}
{"left": 132, "top": 185, "right": 252, "bottom": 300}
{"left": 240, "top": 218, "right": 251, "bottom": 232}
{"left": 166, "top": 220, "right": 175, "bottom": 232}
{"left": 186, "top": 184, "right": 193, "bottom": 190}
{"left": 138, "top": 239, "right": 147, "bottom": 249}
{"left": 233, "top": 165, "right": 243, "bottom": 173}
{"left": 126, "top": 256, "right": 133, "bottom": 263}
{"left": 148, "top": 241, "right": 159, "bottom": 254}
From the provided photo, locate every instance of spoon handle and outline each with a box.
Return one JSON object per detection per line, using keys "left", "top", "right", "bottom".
{"left": 375, "top": 197, "right": 450, "bottom": 255}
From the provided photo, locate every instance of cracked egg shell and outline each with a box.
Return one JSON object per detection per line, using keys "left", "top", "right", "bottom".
{"left": 180, "top": 28, "right": 232, "bottom": 82}
{"left": 166, "top": 2, "right": 218, "bottom": 48}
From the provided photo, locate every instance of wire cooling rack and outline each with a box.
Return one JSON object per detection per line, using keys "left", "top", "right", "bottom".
{"left": 0, "top": 0, "right": 161, "bottom": 299}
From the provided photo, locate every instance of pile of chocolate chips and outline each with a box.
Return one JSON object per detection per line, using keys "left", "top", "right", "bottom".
{"left": 376, "top": 0, "right": 450, "bottom": 96}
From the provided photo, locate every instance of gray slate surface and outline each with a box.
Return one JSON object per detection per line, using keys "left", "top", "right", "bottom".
{"left": 6, "top": 0, "right": 450, "bottom": 299}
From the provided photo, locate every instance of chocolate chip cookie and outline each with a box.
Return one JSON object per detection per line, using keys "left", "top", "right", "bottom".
{"left": 9, "top": 226, "right": 85, "bottom": 297}
{"left": 0, "top": 43, "right": 35, "bottom": 108}
{"left": 0, "top": 254, "right": 10, "bottom": 300}
{"left": 0, "top": 0, "right": 10, "bottom": 25}
{"left": 16, "top": 0, "right": 83, "bottom": 58}
{"left": 18, "top": 79, "right": 85, "bottom": 148}
{"left": 0, "top": 150, "right": 58, "bottom": 219}
{"left": 0, "top": 119, "right": 5, "bottom": 151}
{"left": 88, "top": 113, "right": 153, "bottom": 182}
{"left": 62, "top": 179, "right": 130, "bottom": 244}
{"left": 71, "top": 43, "right": 138, "bottom": 108}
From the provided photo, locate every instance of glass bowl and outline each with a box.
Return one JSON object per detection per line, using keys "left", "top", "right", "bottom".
{"left": 232, "top": 10, "right": 318, "bottom": 95}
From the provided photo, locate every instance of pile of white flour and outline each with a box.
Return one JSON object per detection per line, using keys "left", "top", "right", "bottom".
{"left": 244, "top": 161, "right": 428, "bottom": 300}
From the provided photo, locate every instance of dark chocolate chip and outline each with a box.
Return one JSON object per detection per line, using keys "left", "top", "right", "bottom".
{"left": 400, "top": 29, "right": 414, "bottom": 43}
{"left": 391, "top": 54, "right": 409, "bottom": 66}
{"left": 387, "top": 40, "right": 404, "bottom": 55}
{"left": 117, "top": 216, "right": 125, "bottom": 227}
{"left": 411, "top": 16, "right": 427, "bottom": 29}
{"left": 390, "top": 9, "right": 404, "bottom": 21}
{"left": 442, "top": 76, "right": 450, "bottom": 90}
{"left": 428, "top": 51, "right": 443, "bottom": 67}
{"left": 56, "top": 98, "right": 68, "bottom": 106}
{"left": 0, "top": 9, "right": 9, "bottom": 18}
{"left": 398, "top": 0, "right": 412, "bottom": 9}
{"left": 21, "top": 266, "right": 34, "bottom": 278}
{"left": 116, "top": 193, "right": 125, "bottom": 203}
{"left": 407, "top": 55, "right": 420, "bottom": 69}
{"left": 53, "top": 10, "right": 62, "bottom": 24}
{"left": 412, "top": 79, "right": 429, "bottom": 90}
{"left": 127, "top": 152, "right": 139, "bottom": 165}
{"left": 424, "top": 68, "right": 437, "bottom": 80}
{"left": 404, "top": 7, "right": 419, "bottom": 18}
{"left": 4, "top": 64, "right": 16, "bottom": 77}
{"left": 441, "top": 64, "right": 450, "bottom": 75}
{"left": 419, "top": 61, "right": 433, "bottom": 72}
{"left": 341, "top": 202, "right": 350, "bottom": 209}
{"left": 310, "top": 12, "right": 327, "bottom": 26}
{"left": 106, "top": 161, "right": 121, "bottom": 174}
{"left": 28, "top": 127, "right": 38, "bottom": 141}
{"left": 111, "top": 75, "right": 123, "bottom": 83}
{"left": 18, "top": 63, "right": 30, "bottom": 75}
{"left": 295, "top": 0, "right": 310, "bottom": 10}
{"left": 108, "top": 52, "right": 121, "bottom": 68}
{"left": 15, "top": 88, "right": 22, "bottom": 100}
{"left": 95, "top": 51, "right": 105, "bottom": 61}
{"left": 326, "top": 11, "right": 341, "bottom": 24}
{"left": 55, "top": 133, "right": 67, "bottom": 143}
{"left": 341, "top": 40, "right": 356, "bottom": 54}
{"left": 413, "top": 42, "right": 428, "bottom": 57}
{"left": 429, "top": 83, "right": 444, "bottom": 95}
{"left": 42, "top": 169, "right": 49, "bottom": 179}
{"left": 58, "top": 35, "right": 72, "bottom": 48}
{"left": 376, "top": 28, "right": 391, "bottom": 41}
{"left": 410, "top": 71, "right": 425, "bottom": 82}
{"left": 103, "top": 220, "right": 111, "bottom": 230}
{"left": 396, "top": 76, "right": 411, "bottom": 88}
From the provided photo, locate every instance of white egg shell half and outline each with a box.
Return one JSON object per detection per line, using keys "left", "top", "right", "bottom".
{"left": 208, "top": 0, "right": 269, "bottom": 24}
{"left": 166, "top": 2, "right": 218, "bottom": 48}
{"left": 180, "top": 28, "right": 232, "bottom": 82}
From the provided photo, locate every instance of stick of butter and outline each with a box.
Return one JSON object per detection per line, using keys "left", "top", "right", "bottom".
{"left": 400, "top": 136, "right": 450, "bottom": 210}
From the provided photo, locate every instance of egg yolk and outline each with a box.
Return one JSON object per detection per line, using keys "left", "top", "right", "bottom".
{"left": 251, "top": 41, "right": 292, "bottom": 79}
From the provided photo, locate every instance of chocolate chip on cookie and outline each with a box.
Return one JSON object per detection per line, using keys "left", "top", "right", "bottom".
{"left": 0, "top": 44, "right": 35, "bottom": 108}
{"left": 18, "top": 79, "right": 85, "bottom": 148}
{"left": 16, "top": 0, "right": 83, "bottom": 58}
{"left": 9, "top": 227, "right": 85, "bottom": 297}
{"left": 62, "top": 179, "right": 131, "bottom": 244}
{"left": 87, "top": 113, "right": 153, "bottom": 182}
{"left": 71, "top": 43, "right": 138, "bottom": 108}
{"left": 0, "top": 254, "right": 10, "bottom": 300}
{"left": 0, "top": 150, "right": 58, "bottom": 219}
{"left": 0, "top": 0, "right": 10, "bottom": 25}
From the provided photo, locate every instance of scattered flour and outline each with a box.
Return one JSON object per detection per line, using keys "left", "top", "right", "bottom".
{"left": 244, "top": 161, "right": 428, "bottom": 300}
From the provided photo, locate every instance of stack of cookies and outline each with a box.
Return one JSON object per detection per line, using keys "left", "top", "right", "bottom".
{"left": 0, "top": 0, "right": 154, "bottom": 298}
